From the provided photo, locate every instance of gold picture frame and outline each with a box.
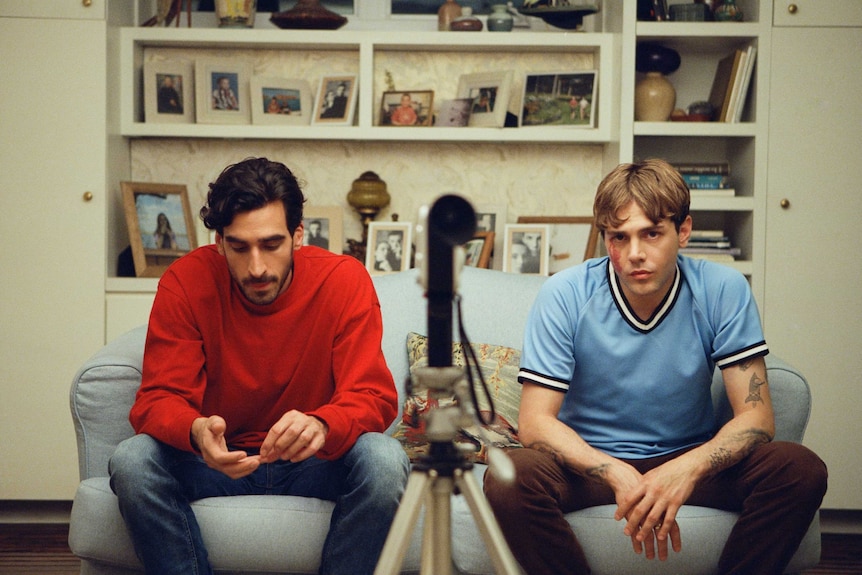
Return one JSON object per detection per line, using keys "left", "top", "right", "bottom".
{"left": 464, "top": 231, "right": 495, "bottom": 269}
{"left": 122, "top": 182, "right": 198, "bottom": 278}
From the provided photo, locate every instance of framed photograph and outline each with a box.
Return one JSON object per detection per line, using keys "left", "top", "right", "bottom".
{"left": 378, "top": 90, "right": 434, "bottom": 127}
{"left": 302, "top": 205, "right": 344, "bottom": 255}
{"left": 503, "top": 223, "right": 551, "bottom": 276}
{"left": 436, "top": 98, "right": 472, "bottom": 127}
{"left": 366, "top": 222, "right": 412, "bottom": 276}
{"left": 121, "top": 182, "right": 198, "bottom": 278}
{"left": 464, "top": 231, "right": 495, "bottom": 269}
{"left": 144, "top": 60, "right": 194, "bottom": 124}
{"left": 475, "top": 203, "right": 507, "bottom": 270}
{"left": 195, "top": 58, "right": 251, "bottom": 124}
{"left": 457, "top": 70, "right": 513, "bottom": 128}
{"left": 312, "top": 75, "right": 358, "bottom": 126}
{"left": 250, "top": 77, "right": 313, "bottom": 125}
{"left": 518, "top": 216, "right": 599, "bottom": 274}
{"left": 521, "top": 71, "right": 598, "bottom": 128}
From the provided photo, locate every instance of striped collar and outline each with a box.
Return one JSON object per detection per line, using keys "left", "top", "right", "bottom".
{"left": 607, "top": 259, "right": 681, "bottom": 333}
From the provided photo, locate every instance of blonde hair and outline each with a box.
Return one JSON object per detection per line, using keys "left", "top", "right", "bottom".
{"left": 593, "top": 158, "right": 690, "bottom": 233}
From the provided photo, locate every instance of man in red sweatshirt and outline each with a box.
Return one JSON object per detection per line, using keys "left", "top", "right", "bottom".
{"left": 109, "top": 157, "right": 409, "bottom": 575}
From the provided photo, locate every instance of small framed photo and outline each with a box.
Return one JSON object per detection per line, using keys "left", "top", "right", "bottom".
{"left": 379, "top": 90, "right": 434, "bottom": 127}
{"left": 503, "top": 223, "right": 551, "bottom": 276}
{"left": 464, "top": 231, "right": 495, "bottom": 269}
{"left": 366, "top": 222, "right": 412, "bottom": 276}
{"left": 313, "top": 75, "right": 358, "bottom": 126}
{"left": 250, "top": 77, "right": 313, "bottom": 125}
{"left": 195, "top": 58, "right": 251, "bottom": 124}
{"left": 121, "top": 182, "right": 198, "bottom": 278}
{"left": 518, "top": 216, "right": 599, "bottom": 274}
{"left": 521, "top": 71, "right": 598, "bottom": 128}
{"left": 302, "top": 205, "right": 344, "bottom": 255}
{"left": 457, "top": 70, "right": 513, "bottom": 128}
{"left": 435, "top": 98, "right": 472, "bottom": 127}
{"left": 144, "top": 60, "right": 194, "bottom": 124}
{"left": 475, "top": 203, "right": 507, "bottom": 270}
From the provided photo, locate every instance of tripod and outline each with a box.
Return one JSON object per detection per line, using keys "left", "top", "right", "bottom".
{"left": 374, "top": 366, "right": 521, "bottom": 575}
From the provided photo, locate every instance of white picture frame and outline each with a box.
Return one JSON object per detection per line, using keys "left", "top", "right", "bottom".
{"left": 302, "top": 205, "right": 344, "bottom": 255}
{"left": 503, "top": 223, "right": 551, "bottom": 276}
{"left": 457, "top": 70, "right": 513, "bottom": 128}
{"left": 521, "top": 70, "right": 598, "bottom": 128}
{"left": 195, "top": 58, "right": 251, "bottom": 125}
{"left": 517, "top": 216, "right": 599, "bottom": 274}
{"left": 312, "top": 75, "right": 358, "bottom": 126}
{"left": 366, "top": 221, "right": 412, "bottom": 276}
{"left": 250, "top": 77, "right": 313, "bottom": 126}
{"left": 144, "top": 60, "right": 195, "bottom": 124}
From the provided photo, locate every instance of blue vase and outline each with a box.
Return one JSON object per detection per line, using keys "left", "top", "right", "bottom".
{"left": 487, "top": 4, "right": 514, "bottom": 31}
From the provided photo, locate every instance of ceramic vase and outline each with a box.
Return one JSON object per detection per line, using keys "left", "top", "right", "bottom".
{"left": 714, "top": 0, "right": 744, "bottom": 21}
{"left": 437, "top": 0, "right": 462, "bottom": 31}
{"left": 635, "top": 72, "right": 676, "bottom": 121}
{"left": 487, "top": 4, "right": 514, "bottom": 31}
{"left": 215, "top": 0, "right": 256, "bottom": 28}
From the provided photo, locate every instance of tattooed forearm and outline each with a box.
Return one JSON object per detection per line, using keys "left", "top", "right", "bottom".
{"left": 528, "top": 441, "right": 607, "bottom": 481}
{"left": 745, "top": 372, "right": 768, "bottom": 405}
{"left": 708, "top": 428, "right": 773, "bottom": 472}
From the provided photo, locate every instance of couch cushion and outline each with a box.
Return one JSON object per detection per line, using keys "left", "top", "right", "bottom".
{"left": 393, "top": 332, "right": 522, "bottom": 464}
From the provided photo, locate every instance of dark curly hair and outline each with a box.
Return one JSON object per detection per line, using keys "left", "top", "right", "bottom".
{"left": 200, "top": 157, "right": 305, "bottom": 235}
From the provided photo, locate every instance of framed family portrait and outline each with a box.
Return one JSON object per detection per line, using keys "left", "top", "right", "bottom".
{"left": 457, "top": 70, "right": 513, "bottom": 128}
{"left": 475, "top": 203, "right": 507, "bottom": 270}
{"left": 378, "top": 90, "right": 434, "bottom": 127}
{"left": 312, "top": 75, "right": 358, "bottom": 126}
{"left": 195, "top": 58, "right": 251, "bottom": 124}
{"left": 503, "top": 223, "right": 551, "bottom": 276}
{"left": 366, "top": 222, "right": 412, "bottom": 276}
{"left": 121, "top": 181, "right": 198, "bottom": 278}
{"left": 521, "top": 71, "right": 598, "bottom": 128}
{"left": 250, "top": 77, "right": 312, "bottom": 125}
{"left": 463, "top": 231, "right": 495, "bottom": 269}
{"left": 144, "top": 60, "right": 194, "bottom": 124}
{"left": 518, "top": 216, "right": 599, "bottom": 274}
{"left": 302, "top": 205, "right": 343, "bottom": 254}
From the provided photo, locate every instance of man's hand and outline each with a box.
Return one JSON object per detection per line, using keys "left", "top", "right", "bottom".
{"left": 259, "top": 410, "right": 328, "bottom": 464}
{"left": 613, "top": 458, "right": 692, "bottom": 560}
{"left": 191, "top": 415, "right": 260, "bottom": 479}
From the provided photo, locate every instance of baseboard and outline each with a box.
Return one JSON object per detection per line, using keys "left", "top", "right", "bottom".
{"left": 0, "top": 500, "right": 72, "bottom": 524}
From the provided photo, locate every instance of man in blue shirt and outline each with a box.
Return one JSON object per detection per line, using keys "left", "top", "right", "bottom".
{"left": 484, "top": 159, "right": 827, "bottom": 575}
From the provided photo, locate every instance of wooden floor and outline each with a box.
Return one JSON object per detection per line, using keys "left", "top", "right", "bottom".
{"left": 1, "top": 523, "right": 860, "bottom": 574}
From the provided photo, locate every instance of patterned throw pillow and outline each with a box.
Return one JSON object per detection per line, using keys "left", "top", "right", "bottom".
{"left": 392, "top": 332, "right": 523, "bottom": 464}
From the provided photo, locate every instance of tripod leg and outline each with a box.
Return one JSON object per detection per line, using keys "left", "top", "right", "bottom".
{"left": 421, "top": 471, "right": 453, "bottom": 575}
{"left": 374, "top": 471, "right": 432, "bottom": 575}
{"left": 455, "top": 469, "right": 523, "bottom": 575}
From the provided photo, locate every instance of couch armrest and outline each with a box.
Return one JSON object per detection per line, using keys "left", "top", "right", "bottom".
{"left": 69, "top": 325, "right": 147, "bottom": 480}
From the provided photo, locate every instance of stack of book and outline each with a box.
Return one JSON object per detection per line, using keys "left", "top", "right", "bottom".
{"left": 682, "top": 230, "right": 741, "bottom": 262}
{"left": 707, "top": 44, "right": 757, "bottom": 123}
{"left": 673, "top": 162, "right": 735, "bottom": 197}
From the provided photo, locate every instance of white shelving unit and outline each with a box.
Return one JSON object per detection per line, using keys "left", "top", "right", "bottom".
{"left": 617, "top": 0, "right": 769, "bottom": 305}
{"left": 119, "top": 27, "right": 617, "bottom": 143}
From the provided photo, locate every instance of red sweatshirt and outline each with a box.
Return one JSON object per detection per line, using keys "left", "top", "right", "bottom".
{"left": 129, "top": 244, "right": 398, "bottom": 460}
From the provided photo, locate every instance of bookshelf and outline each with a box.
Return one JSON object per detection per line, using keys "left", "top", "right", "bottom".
{"left": 616, "top": 0, "right": 769, "bottom": 306}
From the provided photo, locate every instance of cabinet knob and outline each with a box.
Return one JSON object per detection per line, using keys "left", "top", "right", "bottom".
{"left": 82, "top": 0, "right": 93, "bottom": 6}
{"left": 83, "top": 191, "right": 94, "bottom": 202}
{"left": 787, "top": 4, "right": 798, "bottom": 14}
{"left": 780, "top": 198, "right": 791, "bottom": 209}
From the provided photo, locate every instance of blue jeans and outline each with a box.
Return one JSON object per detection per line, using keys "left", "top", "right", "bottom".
{"left": 109, "top": 432, "right": 409, "bottom": 575}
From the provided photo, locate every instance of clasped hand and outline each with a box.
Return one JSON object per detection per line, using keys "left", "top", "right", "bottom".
{"left": 192, "top": 411, "right": 328, "bottom": 480}
{"left": 611, "top": 460, "right": 692, "bottom": 561}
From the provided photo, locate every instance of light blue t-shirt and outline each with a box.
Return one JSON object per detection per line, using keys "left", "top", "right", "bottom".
{"left": 518, "top": 256, "right": 768, "bottom": 459}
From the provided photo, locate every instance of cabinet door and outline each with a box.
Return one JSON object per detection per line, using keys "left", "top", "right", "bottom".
{"left": 0, "top": 16, "right": 106, "bottom": 498}
{"left": 764, "top": 27, "right": 862, "bottom": 509}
